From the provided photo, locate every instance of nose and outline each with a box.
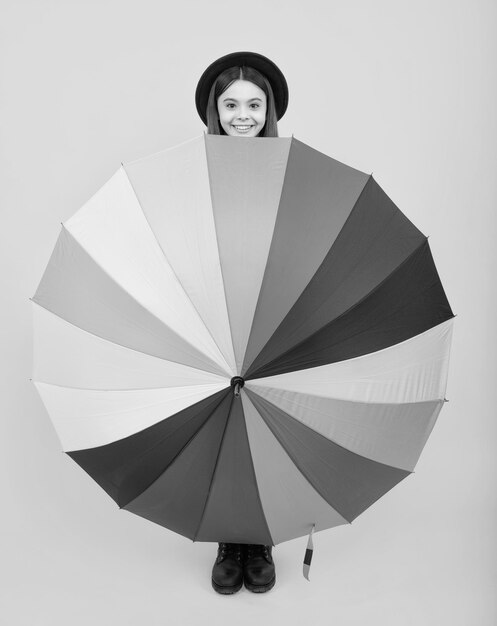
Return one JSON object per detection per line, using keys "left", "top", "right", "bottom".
{"left": 237, "top": 105, "right": 250, "bottom": 120}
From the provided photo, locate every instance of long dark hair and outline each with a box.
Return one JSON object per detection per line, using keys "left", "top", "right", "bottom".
{"left": 206, "top": 66, "right": 279, "bottom": 137}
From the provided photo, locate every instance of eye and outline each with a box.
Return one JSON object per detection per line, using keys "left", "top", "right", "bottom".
{"left": 250, "top": 103, "right": 260, "bottom": 109}
{"left": 225, "top": 102, "right": 236, "bottom": 109}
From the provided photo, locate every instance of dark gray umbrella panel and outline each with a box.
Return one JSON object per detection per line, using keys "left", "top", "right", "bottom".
{"left": 33, "top": 134, "right": 454, "bottom": 546}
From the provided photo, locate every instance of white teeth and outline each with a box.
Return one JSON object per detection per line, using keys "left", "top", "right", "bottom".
{"left": 233, "top": 125, "right": 252, "bottom": 130}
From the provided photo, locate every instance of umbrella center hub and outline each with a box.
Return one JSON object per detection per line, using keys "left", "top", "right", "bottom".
{"left": 230, "top": 376, "right": 245, "bottom": 396}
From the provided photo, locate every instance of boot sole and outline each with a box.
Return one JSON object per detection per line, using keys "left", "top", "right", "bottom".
{"left": 244, "top": 575, "right": 276, "bottom": 593}
{"left": 211, "top": 579, "right": 243, "bottom": 595}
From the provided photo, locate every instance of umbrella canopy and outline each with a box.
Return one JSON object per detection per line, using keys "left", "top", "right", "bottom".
{"left": 32, "top": 135, "right": 454, "bottom": 546}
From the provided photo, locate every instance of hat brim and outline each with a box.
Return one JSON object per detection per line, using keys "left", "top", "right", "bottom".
{"left": 195, "top": 51, "right": 289, "bottom": 126}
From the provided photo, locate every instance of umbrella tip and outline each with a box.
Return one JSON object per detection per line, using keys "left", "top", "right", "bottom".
{"left": 230, "top": 376, "right": 245, "bottom": 397}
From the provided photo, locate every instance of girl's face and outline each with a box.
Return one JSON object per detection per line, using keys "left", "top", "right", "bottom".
{"left": 217, "top": 79, "right": 267, "bottom": 137}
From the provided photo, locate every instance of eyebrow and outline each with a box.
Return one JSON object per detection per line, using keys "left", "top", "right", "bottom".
{"left": 222, "top": 97, "right": 263, "bottom": 102}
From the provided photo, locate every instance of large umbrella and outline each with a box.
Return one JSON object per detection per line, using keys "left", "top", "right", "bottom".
{"left": 32, "top": 134, "right": 453, "bottom": 551}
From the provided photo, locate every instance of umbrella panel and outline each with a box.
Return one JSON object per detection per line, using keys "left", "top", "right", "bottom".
{"left": 194, "top": 395, "right": 273, "bottom": 544}
{"left": 242, "top": 394, "right": 349, "bottom": 544}
{"left": 247, "top": 390, "right": 410, "bottom": 522}
{"left": 241, "top": 138, "right": 370, "bottom": 374}
{"left": 68, "top": 388, "right": 231, "bottom": 507}
{"left": 123, "top": 391, "right": 234, "bottom": 540}
{"left": 246, "top": 241, "right": 453, "bottom": 378}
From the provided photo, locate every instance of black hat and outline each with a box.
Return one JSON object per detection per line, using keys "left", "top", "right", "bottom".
{"left": 195, "top": 51, "right": 289, "bottom": 126}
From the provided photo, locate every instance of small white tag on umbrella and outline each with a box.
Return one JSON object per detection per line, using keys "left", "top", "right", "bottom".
{"left": 303, "top": 524, "right": 315, "bottom": 581}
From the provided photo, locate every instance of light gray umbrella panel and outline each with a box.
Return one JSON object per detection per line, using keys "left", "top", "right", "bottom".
{"left": 32, "top": 134, "right": 453, "bottom": 546}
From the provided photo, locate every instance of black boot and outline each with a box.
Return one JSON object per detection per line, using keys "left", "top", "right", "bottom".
{"left": 211, "top": 543, "right": 243, "bottom": 594}
{"left": 243, "top": 544, "right": 275, "bottom": 593}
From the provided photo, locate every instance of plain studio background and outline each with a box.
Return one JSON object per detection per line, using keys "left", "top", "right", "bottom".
{"left": 1, "top": 1, "right": 495, "bottom": 624}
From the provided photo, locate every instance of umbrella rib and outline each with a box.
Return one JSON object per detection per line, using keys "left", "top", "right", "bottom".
{"left": 248, "top": 386, "right": 443, "bottom": 409}
{"left": 31, "top": 297, "right": 227, "bottom": 379}
{"left": 238, "top": 394, "right": 275, "bottom": 546}
{"left": 120, "top": 166, "right": 234, "bottom": 376}
{"left": 32, "top": 379, "right": 227, "bottom": 393}
{"left": 192, "top": 394, "right": 235, "bottom": 542}
{"left": 201, "top": 136, "right": 238, "bottom": 374}
{"left": 123, "top": 135, "right": 202, "bottom": 166}
{"left": 241, "top": 135, "right": 294, "bottom": 375}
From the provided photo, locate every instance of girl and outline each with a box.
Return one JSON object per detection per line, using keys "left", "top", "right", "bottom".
{"left": 194, "top": 51, "right": 289, "bottom": 595}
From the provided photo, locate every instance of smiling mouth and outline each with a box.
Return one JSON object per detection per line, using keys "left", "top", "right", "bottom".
{"left": 232, "top": 125, "right": 254, "bottom": 132}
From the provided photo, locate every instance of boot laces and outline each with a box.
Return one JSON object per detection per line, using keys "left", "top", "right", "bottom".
{"left": 217, "top": 543, "right": 241, "bottom": 562}
{"left": 246, "top": 544, "right": 271, "bottom": 560}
